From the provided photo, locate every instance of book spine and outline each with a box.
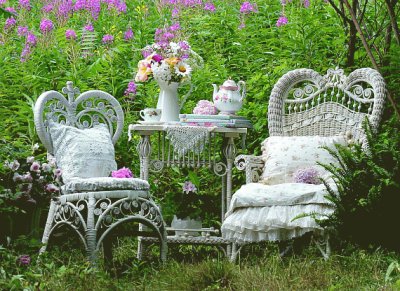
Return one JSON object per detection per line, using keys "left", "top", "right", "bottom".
{"left": 179, "top": 114, "right": 247, "bottom": 120}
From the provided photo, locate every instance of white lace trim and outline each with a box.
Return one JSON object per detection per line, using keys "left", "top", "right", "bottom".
{"left": 164, "top": 125, "right": 215, "bottom": 156}
{"left": 222, "top": 204, "right": 333, "bottom": 243}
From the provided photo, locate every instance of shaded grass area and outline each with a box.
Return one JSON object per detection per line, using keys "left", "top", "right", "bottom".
{"left": 2, "top": 236, "right": 400, "bottom": 290}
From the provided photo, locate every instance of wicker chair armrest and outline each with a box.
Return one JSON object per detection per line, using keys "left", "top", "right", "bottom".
{"left": 234, "top": 154, "right": 265, "bottom": 184}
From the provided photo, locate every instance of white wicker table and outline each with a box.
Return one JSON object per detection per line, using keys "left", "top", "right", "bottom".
{"left": 128, "top": 124, "right": 248, "bottom": 258}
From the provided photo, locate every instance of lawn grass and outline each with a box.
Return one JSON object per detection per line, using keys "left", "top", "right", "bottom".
{"left": 3, "top": 237, "right": 399, "bottom": 290}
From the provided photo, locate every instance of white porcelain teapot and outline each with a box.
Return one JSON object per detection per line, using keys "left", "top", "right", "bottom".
{"left": 212, "top": 78, "right": 246, "bottom": 115}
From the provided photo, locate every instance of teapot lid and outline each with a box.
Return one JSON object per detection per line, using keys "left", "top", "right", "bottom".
{"left": 220, "top": 78, "right": 238, "bottom": 90}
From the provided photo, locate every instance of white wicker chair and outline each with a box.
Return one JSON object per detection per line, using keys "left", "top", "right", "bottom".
{"left": 222, "top": 68, "right": 386, "bottom": 261}
{"left": 34, "top": 81, "right": 167, "bottom": 265}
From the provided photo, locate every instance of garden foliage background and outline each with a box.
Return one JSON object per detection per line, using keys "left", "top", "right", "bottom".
{"left": 0, "top": 0, "right": 400, "bottom": 287}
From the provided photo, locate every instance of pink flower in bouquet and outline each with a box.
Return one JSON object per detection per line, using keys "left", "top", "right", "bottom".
{"left": 135, "top": 60, "right": 152, "bottom": 82}
{"left": 112, "top": 167, "right": 133, "bottom": 178}
{"left": 193, "top": 100, "right": 218, "bottom": 115}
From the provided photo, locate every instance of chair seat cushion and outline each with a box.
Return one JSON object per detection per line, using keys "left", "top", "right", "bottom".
{"left": 222, "top": 182, "right": 335, "bottom": 243}
{"left": 61, "top": 177, "right": 150, "bottom": 194}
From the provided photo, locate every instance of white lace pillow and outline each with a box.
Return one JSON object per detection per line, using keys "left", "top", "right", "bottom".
{"left": 49, "top": 122, "right": 117, "bottom": 184}
{"left": 260, "top": 135, "right": 347, "bottom": 185}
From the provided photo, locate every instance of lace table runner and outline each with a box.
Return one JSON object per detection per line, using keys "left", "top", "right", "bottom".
{"left": 164, "top": 125, "right": 216, "bottom": 157}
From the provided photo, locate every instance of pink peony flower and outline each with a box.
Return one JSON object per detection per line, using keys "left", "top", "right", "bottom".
{"left": 193, "top": 100, "right": 218, "bottom": 115}
{"left": 30, "top": 161, "right": 40, "bottom": 172}
{"left": 45, "top": 183, "right": 59, "bottom": 193}
{"left": 111, "top": 167, "right": 133, "bottom": 178}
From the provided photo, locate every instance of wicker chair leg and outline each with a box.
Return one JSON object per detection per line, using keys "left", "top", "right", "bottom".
{"left": 230, "top": 243, "right": 240, "bottom": 262}
{"left": 39, "top": 199, "right": 57, "bottom": 254}
{"left": 160, "top": 228, "right": 168, "bottom": 263}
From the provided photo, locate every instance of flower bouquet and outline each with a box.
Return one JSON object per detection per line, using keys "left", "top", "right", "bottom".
{"left": 135, "top": 40, "right": 203, "bottom": 84}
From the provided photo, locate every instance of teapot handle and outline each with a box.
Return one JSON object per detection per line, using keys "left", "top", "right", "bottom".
{"left": 238, "top": 80, "right": 246, "bottom": 102}
{"left": 180, "top": 81, "right": 194, "bottom": 110}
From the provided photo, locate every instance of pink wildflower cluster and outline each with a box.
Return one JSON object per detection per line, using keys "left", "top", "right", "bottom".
{"left": 193, "top": 100, "right": 218, "bottom": 115}
{"left": 102, "top": 34, "right": 114, "bottom": 44}
{"left": 160, "top": 0, "right": 216, "bottom": 18}
{"left": 4, "top": 153, "right": 62, "bottom": 204}
{"left": 19, "top": 0, "right": 31, "bottom": 10}
{"left": 124, "top": 28, "right": 134, "bottom": 41}
{"left": 276, "top": 15, "right": 288, "bottom": 27}
{"left": 239, "top": 1, "right": 257, "bottom": 14}
{"left": 39, "top": 18, "right": 54, "bottom": 34}
{"left": 17, "top": 255, "right": 31, "bottom": 266}
{"left": 154, "top": 22, "right": 181, "bottom": 46}
{"left": 65, "top": 29, "right": 77, "bottom": 40}
{"left": 4, "top": 17, "right": 16, "bottom": 31}
{"left": 111, "top": 167, "right": 133, "bottom": 178}
{"left": 124, "top": 81, "right": 137, "bottom": 98}
{"left": 293, "top": 167, "right": 320, "bottom": 184}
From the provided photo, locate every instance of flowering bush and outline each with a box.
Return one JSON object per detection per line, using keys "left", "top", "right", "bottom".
{"left": 134, "top": 24, "right": 203, "bottom": 84}
{"left": 1, "top": 148, "right": 62, "bottom": 205}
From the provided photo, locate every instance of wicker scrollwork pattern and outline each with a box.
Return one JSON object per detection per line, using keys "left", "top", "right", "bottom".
{"left": 268, "top": 68, "right": 386, "bottom": 141}
{"left": 34, "top": 81, "right": 124, "bottom": 154}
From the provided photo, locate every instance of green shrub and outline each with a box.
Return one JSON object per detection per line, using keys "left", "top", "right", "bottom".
{"left": 322, "top": 118, "right": 400, "bottom": 250}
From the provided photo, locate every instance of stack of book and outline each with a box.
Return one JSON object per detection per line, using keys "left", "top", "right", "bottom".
{"left": 179, "top": 114, "right": 252, "bottom": 128}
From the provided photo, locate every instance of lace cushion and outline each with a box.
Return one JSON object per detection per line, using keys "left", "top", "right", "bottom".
{"left": 61, "top": 177, "right": 150, "bottom": 194}
{"left": 49, "top": 122, "right": 117, "bottom": 184}
{"left": 260, "top": 135, "right": 347, "bottom": 185}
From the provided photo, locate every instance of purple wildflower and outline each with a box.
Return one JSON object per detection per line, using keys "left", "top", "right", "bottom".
{"left": 45, "top": 183, "right": 59, "bottom": 193}
{"left": 124, "top": 28, "right": 134, "bottom": 41}
{"left": 65, "top": 29, "right": 77, "bottom": 40}
{"left": 0, "top": 0, "right": 6, "bottom": 5}
{"left": 111, "top": 167, "right": 133, "bottom": 178}
{"left": 182, "top": 181, "right": 197, "bottom": 194}
{"left": 276, "top": 15, "right": 288, "bottom": 27}
{"left": 26, "top": 32, "right": 37, "bottom": 46}
{"left": 42, "top": 3, "right": 53, "bottom": 12}
{"left": 169, "top": 22, "right": 181, "bottom": 31}
{"left": 54, "top": 168, "right": 62, "bottom": 178}
{"left": 6, "top": 160, "right": 20, "bottom": 171}
{"left": 141, "top": 46, "right": 153, "bottom": 58}
{"left": 58, "top": 0, "right": 74, "bottom": 19}
{"left": 304, "top": 0, "right": 310, "bottom": 8}
{"left": 204, "top": 2, "right": 216, "bottom": 12}
{"left": 240, "top": 1, "right": 257, "bottom": 14}
{"left": 238, "top": 23, "right": 246, "bottom": 29}
{"left": 293, "top": 167, "right": 320, "bottom": 184}
{"left": 30, "top": 162, "right": 40, "bottom": 172}
{"left": 84, "top": 23, "right": 94, "bottom": 32}
{"left": 18, "top": 0, "right": 31, "bottom": 10}
{"left": 17, "top": 255, "right": 31, "bottom": 266}
{"left": 102, "top": 34, "right": 114, "bottom": 44}
{"left": 172, "top": 7, "right": 180, "bottom": 17}
{"left": 4, "top": 17, "right": 16, "bottom": 30}
{"left": 116, "top": 1, "right": 127, "bottom": 13}
{"left": 179, "top": 41, "right": 190, "bottom": 50}
{"left": 20, "top": 44, "right": 31, "bottom": 62}
{"left": 17, "top": 26, "right": 28, "bottom": 36}
{"left": 124, "top": 81, "right": 137, "bottom": 96}
{"left": 4, "top": 7, "right": 16, "bottom": 13}
{"left": 40, "top": 18, "right": 54, "bottom": 34}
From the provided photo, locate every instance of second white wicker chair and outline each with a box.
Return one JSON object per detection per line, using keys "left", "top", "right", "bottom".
{"left": 222, "top": 68, "right": 386, "bottom": 261}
